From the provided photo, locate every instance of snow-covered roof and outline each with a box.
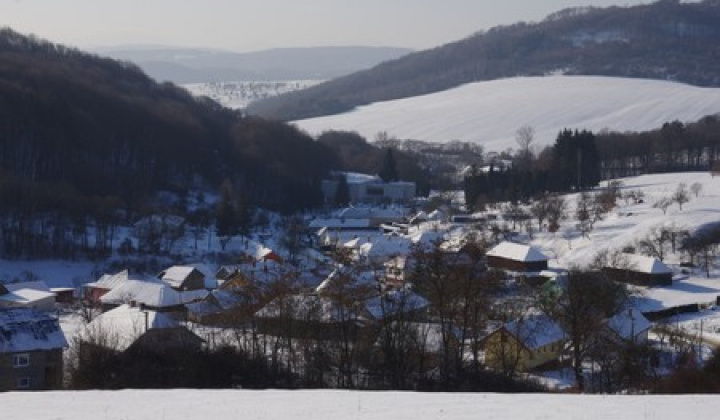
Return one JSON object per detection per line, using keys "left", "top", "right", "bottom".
{"left": 0, "top": 288, "right": 55, "bottom": 305}
{"left": 621, "top": 254, "right": 672, "bottom": 274}
{"left": 409, "top": 230, "right": 444, "bottom": 247}
{"left": 4, "top": 281, "right": 51, "bottom": 293}
{"left": 308, "top": 218, "right": 373, "bottom": 229}
{"left": 0, "top": 308, "right": 68, "bottom": 353}
{"left": 315, "top": 269, "right": 378, "bottom": 295}
{"left": 160, "top": 266, "right": 202, "bottom": 288}
{"left": 487, "top": 241, "right": 548, "bottom": 262}
{"left": 359, "top": 236, "right": 412, "bottom": 259}
{"left": 365, "top": 288, "right": 428, "bottom": 319}
{"left": 336, "top": 206, "right": 407, "bottom": 220}
{"left": 333, "top": 171, "right": 381, "bottom": 184}
{"left": 86, "top": 270, "right": 129, "bottom": 290}
{"left": 427, "top": 209, "right": 446, "bottom": 221}
{"left": 81, "top": 304, "right": 180, "bottom": 351}
{"left": 100, "top": 278, "right": 207, "bottom": 308}
{"left": 503, "top": 314, "right": 565, "bottom": 350}
{"left": 255, "top": 294, "right": 368, "bottom": 323}
{"left": 607, "top": 308, "right": 652, "bottom": 340}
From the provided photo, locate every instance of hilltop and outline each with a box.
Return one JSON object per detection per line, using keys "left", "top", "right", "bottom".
{"left": 248, "top": 0, "right": 720, "bottom": 121}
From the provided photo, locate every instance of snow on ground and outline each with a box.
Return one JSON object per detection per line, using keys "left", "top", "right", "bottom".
{"left": 293, "top": 76, "right": 720, "bottom": 152}
{"left": 524, "top": 172, "right": 720, "bottom": 312}
{"left": 3, "top": 389, "right": 717, "bottom": 420}
{"left": 0, "top": 260, "right": 98, "bottom": 289}
{"left": 183, "top": 80, "right": 321, "bottom": 109}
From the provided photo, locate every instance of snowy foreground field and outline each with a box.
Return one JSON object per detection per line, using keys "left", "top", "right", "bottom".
{"left": 293, "top": 75, "right": 720, "bottom": 151}
{"left": 3, "top": 389, "right": 719, "bottom": 420}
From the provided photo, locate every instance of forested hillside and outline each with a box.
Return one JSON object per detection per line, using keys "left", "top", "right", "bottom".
{"left": 248, "top": 0, "right": 720, "bottom": 121}
{"left": 0, "top": 29, "right": 340, "bottom": 257}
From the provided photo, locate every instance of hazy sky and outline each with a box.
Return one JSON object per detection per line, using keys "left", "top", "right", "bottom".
{"left": 2, "top": 0, "right": 652, "bottom": 52}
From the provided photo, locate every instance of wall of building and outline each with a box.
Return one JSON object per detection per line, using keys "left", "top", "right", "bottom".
{"left": 0, "top": 349, "right": 63, "bottom": 391}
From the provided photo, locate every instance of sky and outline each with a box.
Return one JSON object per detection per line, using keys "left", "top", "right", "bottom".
{"left": 1, "top": 0, "right": 652, "bottom": 52}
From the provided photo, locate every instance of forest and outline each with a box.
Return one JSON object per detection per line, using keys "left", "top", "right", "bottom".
{"left": 0, "top": 28, "right": 425, "bottom": 259}
{"left": 248, "top": 0, "right": 720, "bottom": 121}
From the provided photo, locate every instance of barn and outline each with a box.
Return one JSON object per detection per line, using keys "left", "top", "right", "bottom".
{"left": 486, "top": 242, "right": 549, "bottom": 272}
{"left": 602, "top": 254, "right": 673, "bottom": 286}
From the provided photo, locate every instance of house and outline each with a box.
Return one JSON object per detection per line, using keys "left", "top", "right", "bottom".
{"left": 321, "top": 172, "right": 416, "bottom": 204}
{"left": 186, "top": 289, "right": 245, "bottom": 325}
{"left": 364, "top": 286, "right": 429, "bottom": 321}
{"left": 158, "top": 265, "right": 207, "bottom": 291}
{"left": 80, "top": 304, "right": 203, "bottom": 354}
{"left": 99, "top": 278, "right": 208, "bottom": 312}
{"left": 358, "top": 235, "right": 412, "bottom": 265}
{"left": 0, "top": 281, "right": 56, "bottom": 311}
{"left": 606, "top": 308, "right": 652, "bottom": 343}
{"left": 484, "top": 314, "right": 565, "bottom": 372}
{"left": 84, "top": 270, "right": 129, "bottom": 305}
{"left": 602, "top": 254, "right": 673, "bottom": 286}
{"left": 486, "top": 241, "right": 549, "bottom": 272}
{"left": 254, "top": 293, "right": 374, "bottom": 340}
{"left": 0, "top": 308, "right": 68, "bottom": 391}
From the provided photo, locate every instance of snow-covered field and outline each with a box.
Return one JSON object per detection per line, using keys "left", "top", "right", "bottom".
{"left": 524, "top": 172, "right": 720, "bottom": 312}
{"left": 3, "top": 389, "right": 718, "bottom": 420}
{"left": 293, "top": 76, "right": 720, "bottom": 152}
{"left": 183, "top": 80, "right": 321, "bottom": 109}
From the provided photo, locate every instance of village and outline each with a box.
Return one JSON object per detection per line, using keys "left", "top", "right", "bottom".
{"left": 1, "top": 169, "right": 720, "bottom": 393}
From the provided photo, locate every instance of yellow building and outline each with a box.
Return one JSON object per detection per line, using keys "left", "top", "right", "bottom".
{"left": 485, "top": 315, "right": 565, "bottom": 373}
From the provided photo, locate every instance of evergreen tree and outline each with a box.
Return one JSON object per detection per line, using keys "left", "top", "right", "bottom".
{"left": 216, "top": 181, "right": 238, "bottom": 251}
{"left": 334, "top": 174, "right": 351, "bottom": 207}
{"left": 379, "top": 148, "right": 399, "bottom": 182}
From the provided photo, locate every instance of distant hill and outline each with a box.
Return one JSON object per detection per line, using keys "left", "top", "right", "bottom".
{"left": 293, "top": 76, "right": 720, "bottom": 152}
{"left": 248, "top": 0, "right": 720, "bottom": 121}
{"left": 95, "top": 46, "right": 413, "bottom": 83}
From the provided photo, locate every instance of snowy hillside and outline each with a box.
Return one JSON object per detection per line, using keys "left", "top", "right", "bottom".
{"left": 183, "top": 80, "right": 321, "bottom": 110}
{"left": 525, "top": 172, "right": 720, "bottom": 313}
{"left": 293, "top": 76, "right": 720, "bottom": 152}
{"left": 3, "top": 389, "right": 716, "bottom": 419}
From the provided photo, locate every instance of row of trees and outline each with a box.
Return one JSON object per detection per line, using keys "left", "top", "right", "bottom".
{"left": 464, "top": 129, "right": 601, "bottom": 208}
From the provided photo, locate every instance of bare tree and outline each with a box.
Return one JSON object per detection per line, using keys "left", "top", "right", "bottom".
{"left": 653, "top": 197, "right": 673, "bottom": 215}
{"left": 690, "top": 182, "right": 703, "bottom": 198}
{"left": 539, "top": 270, "right": 629, "bottom": 392}
{"left": 515, "top": 125, "right": 535, "bottom": 170}
{"left": 673, "top": 183, "right": 690, "bottom": 211}
{"left": 546, "top": 195, "right": 567, "bottom": 233}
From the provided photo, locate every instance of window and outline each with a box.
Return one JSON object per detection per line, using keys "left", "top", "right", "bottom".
{"left": 16, "top": 377, "right": 31, "bottom": 389}
{"left": 13, "top": 353, "right": 30, "bottom": 368}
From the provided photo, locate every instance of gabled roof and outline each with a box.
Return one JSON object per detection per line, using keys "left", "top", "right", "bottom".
{"left": 160, "top": 266, "right": 203, "bottom": 289}
{"left": 0, "top": 308, "right": 68, "bottom": 353}
{"left": 81, "top": 304, "right": 180, "bottom": 351}
{"left": 365, "top": 288, "right": 428, "bottom": 319}
{"left": 607, "top": 308, "right": 652, "bottom": 340}
{"left": 86, "top": 270, "right": 129, "bottom": 290}
{"left": 0, "top": 288, "right": 55, "bottom": 305}
{"left": 255, "top": 294, "right": 370, "bottom": 323}
{"left": 502, "top": 313, "right": 565, "bottom": 350}
{"left": 100, "top": 278, "right": 207, "bottom": 308}
{"left": 620, "top": 253, "right": 672, "bottom": 274}
{"left": 487, "top": 241, "right": 548, "bottom": 262}
{"left": 4, "top": 281, "right": 51, "bottom": 293}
